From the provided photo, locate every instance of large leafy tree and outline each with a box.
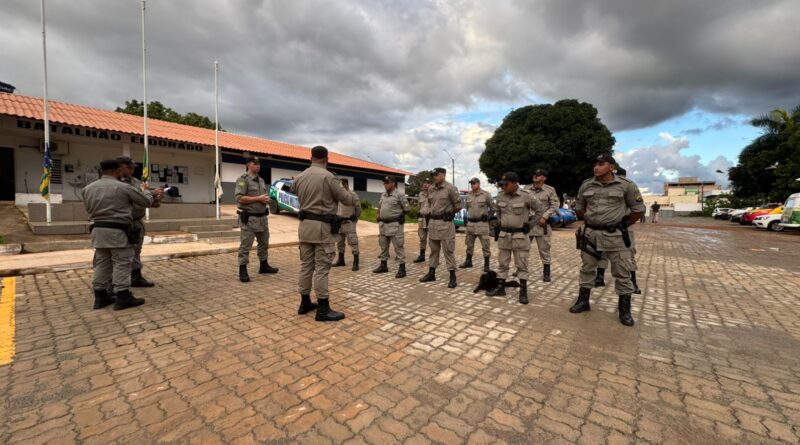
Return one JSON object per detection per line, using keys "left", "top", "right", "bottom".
{"left": 729, "top": 106, "right": 800, "bottom": 202}
{"left": 405, "top": 170, "right": 434, "bottom": 197}
{"left": 479, "top": 99, "right": 615, "bottom": 198}
{"left": 116, "top": 100, "right": 222, "bottom": 131}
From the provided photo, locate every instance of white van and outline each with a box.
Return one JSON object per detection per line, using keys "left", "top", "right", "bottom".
{"left": 780, "top": 193, "right": 800, "bottom": 229}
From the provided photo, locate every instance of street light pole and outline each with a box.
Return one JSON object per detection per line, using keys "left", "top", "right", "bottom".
{"left": 443, "top": 149, "right": 456, "bottom": 187}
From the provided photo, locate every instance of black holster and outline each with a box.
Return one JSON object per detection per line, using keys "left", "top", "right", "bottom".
{"left": 90, "top": 221, "right": 138, "bottom": 245}
{"left": 619, "top": 219, "right": 632, "bottom": 248}
{"left": 299, "top": 210, "right": 343, "bottom": 234}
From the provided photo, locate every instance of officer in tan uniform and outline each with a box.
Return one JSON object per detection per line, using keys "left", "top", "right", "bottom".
{"left": 235, "top": 156, "right": 278, "bottom": 283}
{"left": 525, "top": 169, "right": 559, "bottom": 282}
{"left": 570, "top": 155, "right": 645, "bottom": 326}
{"left": 332, "top": 179, "right": 362, "bottom": 271}
{"left": 486, "top": 172, "right": 542, "bottom": 304}
{"left": 413, "top": 178, "right": 431, "bottom": 263}
{"left": 118, "top": 156, "right": 164, "bottom": 287}
{"left": 294, "top": 146, "right": 356, "bottom": 321}
{"left": 420, "top": 167, "right": 462, "bottom": 288}
{"left": 83, "top": 159, "right": 154, "bottom": 310}
{"left": 373, "top": 176, "right": 411, "bottom": 278}
{"left": 593, "top": 167, "right": 641, "bottom": 293}
{"left": 459, "top": 177, "right": 496, "bottom": 272}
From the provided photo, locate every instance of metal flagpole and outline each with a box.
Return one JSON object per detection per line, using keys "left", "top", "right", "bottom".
{"left": 141, "top": 0, "right": 150, "bottom": 221}
{"left": 41, "top": 0, "right": 51, "bottom": 224}
{"left": 214, "top": 61, "right": 221, "bottom": 220}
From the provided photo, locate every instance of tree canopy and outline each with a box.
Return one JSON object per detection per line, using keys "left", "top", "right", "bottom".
{"left": 405, "top": 170, "right": 434, "bottom": 197}
{"left": 115, "top": 100, "right": 223, "bottom": 131}
{"left": 729, "top": 106, "right": 800, "bottom": 202}
{"left": 479, "top": 99, "right": 615, "bottom": 198}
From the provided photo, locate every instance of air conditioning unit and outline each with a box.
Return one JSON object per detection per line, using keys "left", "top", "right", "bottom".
{"left": 39, "top": 140, "right": 69, "bottom": 155}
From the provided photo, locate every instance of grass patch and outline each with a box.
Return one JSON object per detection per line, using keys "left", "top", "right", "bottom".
{"left": 359, "top": 208, "right": 418, "bottom": 224}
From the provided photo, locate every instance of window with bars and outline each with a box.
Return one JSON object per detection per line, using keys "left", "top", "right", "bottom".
{"left": 51, "top": 158, "right": 63, "bottom": 184}
{"left": 353, "top": 177, "right": 367, "bottom": 191}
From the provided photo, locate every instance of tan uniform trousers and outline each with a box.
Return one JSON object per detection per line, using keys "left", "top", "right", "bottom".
{"left": 465, "top": 221, "right": 491, "bottom": 258}
{"left": 532, "top": 235, "right": 551, "bottom": 265}
{"left": 597, "top": 231, "right": 637, "bottom": 271}
{"left": 93, "top": 246, "right": 134, "bottom": 293}
{"left": 378, "top": 222, "right": 405, "bottom": 263}
{"left": 497, "top": 232, "right": 530, "bottom": 280}
{"left": 132, "top": 218, "right": 146, "bottom": 270}
{"left": 299, "top": 242, "right": 335, "bottom": 298}
{"left": 337, "top": 221, "right": 359, "bottom": 255}
{"left": 580, "top": 229, "right": 635, "bottom": 295}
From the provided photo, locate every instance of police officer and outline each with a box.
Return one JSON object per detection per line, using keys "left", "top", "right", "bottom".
{"left": 235, "top": 156, "right": 278, "bottom": 283}
{"left": 413, "top": 178, "right": 431, "bottom": 263}
{"left": 525, "top": 169, "right": 559, "bottom": 282}
{"left": 459, "top": 177, "right": 496, "bottom": 272}
{"left": 294, "top": 146, "right": 356, "bottom": 321}
{"left": 570, "top": 155, "right": 645, "bottom": 326}
{"left": 117, "top": 156, "right": 164, "bottom": 287}
{"left": 594, "top": 166, "right": 641, "bottom": 293}
{"left": 83, "top": 159, "right": 153, "bottom": 310}
{"left": 486, "top": 172, "right": 542, "bottom": 304}
{"left": 373, "top": 176, "right": 410, "bottom": 278}
{"left": 420, "top": 167, "right": 462, "bottom": 288}
{"left": 332, "top": 179, "right": 362, "bottom": 271}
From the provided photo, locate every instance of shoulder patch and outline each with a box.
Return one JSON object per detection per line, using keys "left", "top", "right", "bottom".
{"left": 237, "top": 179, "right": 246, "bottom": 188}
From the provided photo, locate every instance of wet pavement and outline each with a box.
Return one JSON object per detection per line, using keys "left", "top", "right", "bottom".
{"left": 0, "top": 220, "right": 798, "bottom": 444}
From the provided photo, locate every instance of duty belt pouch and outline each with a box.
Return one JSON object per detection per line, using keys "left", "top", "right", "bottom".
{"left": 237, "top": 209, "right": 250, "bottom": 225}
{"left": 522, "top": 222, "right": 530, "bottom": 234}
{"left": 127, "top": 225, "right": 141, "bottom": 245}
{"left": 330, "top": 217, "right": 343, "bottom": 235}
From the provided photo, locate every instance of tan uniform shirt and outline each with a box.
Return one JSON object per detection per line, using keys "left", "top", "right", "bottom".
{"left": 83, "top": 175, "right": 153, "bottom": 248}
{"left": 418, "top": 189, "right": 431, "bottom": 229}
{"left": 427, "top": 180, "right": 461, "bottom": 240}
{"left": 525, "top": 183, "right": 559, "bottom": 236}
{"left": 234, "top": 172, "right": 269, "bottom": 231}
{"left": 465, "top": 189, "right": 496, "bottom": 235}
{"left": 495, "top": 188, "right": 542, "bottom": 249}
{"left": 121, "top": 176, "right": 148, "bottom": 220}
{"left": 378, "top": 189, "right": 409, "bottom": 237}
{"left": 338, "top": 190, "right": 361, "bottom": 234}
{"left": 294, "top": 164, "right": 355, "bottom": 243}
{"left": 576, "top": 174, "right": 645, "bottom": 251}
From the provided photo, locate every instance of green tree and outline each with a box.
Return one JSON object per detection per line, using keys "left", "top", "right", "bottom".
{"left": 405, "top": 169, "right": 434, "bottom": 197}
{"left": 115, "top": 100, "right": 223, "bottom": 131}
{"left": 730, "top": 106, "right": 800, "bottom": 202}
{"left": 479, "top": 99, "right": 615, "bottom": 197}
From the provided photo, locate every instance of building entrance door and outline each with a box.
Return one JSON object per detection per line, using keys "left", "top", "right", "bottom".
{"left": 0, "top": 147, "right": 14, "bottom": 201}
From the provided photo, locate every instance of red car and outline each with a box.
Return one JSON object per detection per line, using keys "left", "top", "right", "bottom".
{"left": 742, "top": 203, "right": 782, "bottom": 225}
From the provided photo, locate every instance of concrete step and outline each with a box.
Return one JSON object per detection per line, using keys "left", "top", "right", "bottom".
{"left": 202, "top": 237, "right": 241, "bottom": 244}
{"left": 194, "top": 230, "right": 240, "bottom": 240}
{"left": 180, "top": 225, "right": 235, "bottom": 233}
{"left": 148, "top": 233, "right": 198, "bottom": 244}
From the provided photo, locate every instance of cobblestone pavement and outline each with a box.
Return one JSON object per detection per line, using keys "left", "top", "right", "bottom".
{"left": 1, "top": 223, "right": 799, "bottom": 444}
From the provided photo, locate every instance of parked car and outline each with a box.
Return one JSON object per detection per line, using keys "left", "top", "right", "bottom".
{"left": 780, "top": 193, "right": 800, "bottom": 230}
{"left": 742, "top": 203, "right": 782, "bottom": 225}
{"left": 454, "top": 193, "right": 468, "bottom": 228}
{"left": 268, "top": 178, "right": 300, "bottom": 215}
{"left": 729, "top": 208, "right": 752, "bottom": 223}
{"left": 550, "top": 208, "right": 578, "bottom": 228}
{"left": 753, "top": 213, "right": 785, "bottom": 232}
{"left": 712, "top": 207, "right": 734, "bottom": 219}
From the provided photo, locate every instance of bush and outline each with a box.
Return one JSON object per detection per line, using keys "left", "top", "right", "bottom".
{"left": 360, "top": 200, "right": 374, "bottom": 211}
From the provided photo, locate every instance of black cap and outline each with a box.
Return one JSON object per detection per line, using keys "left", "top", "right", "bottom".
{"left": 594, "top": 154, "right": 616, "bottom": 165}
{"left": 533, "top": 169, "right": 548, "bottom": 177}
{"left": 99, "top": 159, "right": 120, "bottom": 171}
{"left": 245, "top": 156, "right": 261, "bottom": 164}
{"left": 432, "top": 167, "right": 447, "bottom": 175}
{"left": 116, "top": 156, "right": 134, "bottom": 166}
{"left": 383, "top": 176, "right": 396, "bottom": 184}
{"left": 616, "top": 166, "right": 627, "bottom": 176}
{"left": 469, "top": 177, "right": 480, "bottom": 184}
{"left": 423, "top": 177, "right": 431, "bottom": 183}
{"left": 498, "top": 171, "right": 519, "bottom": 186}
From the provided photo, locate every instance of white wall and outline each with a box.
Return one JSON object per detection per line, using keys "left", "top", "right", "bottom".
{"left": 272, "top": 167, "right": 302, "bottom": 182}
{"left": 367, "top": 178, "right": 384, "bottom": 193}
{"left": 221, "top": 162, "right": 246, "bottom": 182}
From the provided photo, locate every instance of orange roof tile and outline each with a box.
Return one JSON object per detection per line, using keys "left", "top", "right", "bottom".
{"left": 0, "top": 93, "right": 411, "bottom": 176}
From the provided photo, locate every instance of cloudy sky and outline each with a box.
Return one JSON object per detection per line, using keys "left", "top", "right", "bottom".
{"left": 3, "top": 0, "right": 800, "bottom": 193}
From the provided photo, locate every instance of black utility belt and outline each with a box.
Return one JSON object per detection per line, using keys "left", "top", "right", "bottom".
{"left": 585, "top": 223, "right": 619, "bottom": 233}
{"left": 90, "top": 221, "right": 140, "bottom": 245}
{"left": 467, "top": 216, "right": 488, "bottom": 222}
{"left": 500, "top": 226, "right": 529, "bottom": 234}
{"left": 378, "top": 216, "right": 405, "bottom": 224}
{"left": 298, "top": 211, "right": 344, "bottom": 234}
{"left": 341, "top": 215, "right": 358, "bottom": 223}
{"left": 237, "top": 210, "right": 268, "bottom": 217}
{"left": 429, "top": 213, "right": 454, "bottom": 222}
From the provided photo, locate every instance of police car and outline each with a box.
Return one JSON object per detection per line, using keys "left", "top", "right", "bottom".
{"left": 268, "top": 178, "right": 301, "bottom": 215}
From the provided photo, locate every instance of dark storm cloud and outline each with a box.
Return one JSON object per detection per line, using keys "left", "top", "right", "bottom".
{"left": 2, "top": 0, "right": 799, "bottom": 173}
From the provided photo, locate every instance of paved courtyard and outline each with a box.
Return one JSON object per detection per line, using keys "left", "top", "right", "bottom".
{"left": 1, "top": 220, "right": 799, "bottom": 444}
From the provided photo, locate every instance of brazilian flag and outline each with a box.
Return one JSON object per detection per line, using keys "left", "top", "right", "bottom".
{"left": 39, "top": 142, "right": 52, "bottom": 199}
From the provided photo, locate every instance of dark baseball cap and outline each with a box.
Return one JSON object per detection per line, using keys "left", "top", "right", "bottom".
{"left": 383, "top": 176, "right": 396, "bottom": 183}
{"left": 432, "top": 167, "right": 447, "bottom": 175}
{"left": 616, "top": 166, "right": 627, "bottom": 176}
{"left": 423, "top": 177, "right": 431, "bottom": 183}
{"left": 498, "top": 171, "right": 519, "bottom": 186}
{"left": 468, "top": 177, "right": 480, "bottom": 184}
{"left": 594, "top": 154, "right": 616, "bottom": 165}
{"left": 245, "top": 156, "right": 261, "bottom": 164}
{"left": 533, "top": 169, "right": 548, "bottom": 177}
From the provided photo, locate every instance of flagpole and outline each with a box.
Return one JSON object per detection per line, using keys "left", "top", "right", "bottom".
{"left": 141, "top": 0, "right": 150, "bottom": 221}
{"left": 41, "top": 0, "right": 51, "bottom": 224}
{"left": 214, "top": 60, "right": 221, "bottom": 220}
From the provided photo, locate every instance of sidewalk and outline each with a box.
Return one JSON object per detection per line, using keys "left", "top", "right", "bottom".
{"left": 0, "top": 214, "right": 417, "bottom": 277}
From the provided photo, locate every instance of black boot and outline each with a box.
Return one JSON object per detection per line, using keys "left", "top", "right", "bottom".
{"left": 631, "top": 271, "right": 641, "bottom": 294}
{"left": 332, "top": 253, "right": 346, "bottom": 267}
{"left": 113, "top": 289, "right": 145, "bottom": 311}
{"left": 519, "top": 279, "right": 528, "bottom": 304}
{"left": 483, "top": 257, "right": 491, "bottom": 273}
{"left": 373, "top": 260, "right": 389, "bottom": 273}
{"left": 258, "top": 261, "right": 279, "bottom": 274}
{"left": 395, "top": 263, "right": 407, "bottom": 278}
{"left": 459, "top": 254, "right": 473, "bottom": 268}
{"left": 239, "top": 264, "right": 250, "bottom": 283}
{"left": 315, "top": 298, "right": 345, "bottom": 322}
{"left": 413, "top": 249, "right": 426, "bottom": 263}
{"left": 419, "top": 267, "right": 436, "bottom": 282}
{"left": 542, "top": 264, "right": 551, "bottom": 283}
{"left": 594, "top": 268, "right": 606, "bottom": 287}
{"left": 569, "top": 287, "right": 591, "bottom": 313}
{"left": 131, "top": 269, "right": 155, "bottom": 287}
{"left": 618, "top": 294, "right": 635, "bottom": 326}
{"left": 486, "top": 279, "right": 506, "bottom": 297}
{"left": 351, "top": 255, "right": 359, "bottom": 271}
{"left": 93, "top": 289, "right": 114, "bottom": 309}
{"left": 297, "top": 294, "right": 318, "bottom": 315}
{"left": 448, "top": 270, "right": 457, "bottom": 288}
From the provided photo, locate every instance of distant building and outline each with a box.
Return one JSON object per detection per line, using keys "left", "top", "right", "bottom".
{"left": 663, "top": 177, "right": 721, "bottom": 199}
{"left": 642, "top": 177, "right": 727, "bottom": 215}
